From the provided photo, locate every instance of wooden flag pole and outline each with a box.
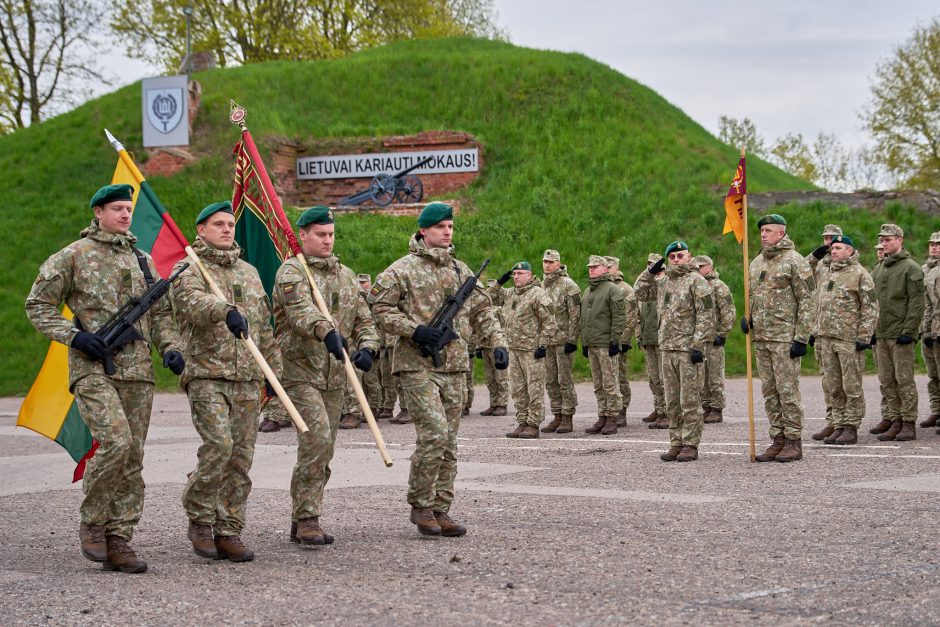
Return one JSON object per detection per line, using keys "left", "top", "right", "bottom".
{"left": 741, "top": 145, "right": 756, "bottom": 462}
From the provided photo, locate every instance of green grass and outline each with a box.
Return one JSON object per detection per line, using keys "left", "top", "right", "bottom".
{"left": 0, "top": 38, "right": 929, "bottom": 395}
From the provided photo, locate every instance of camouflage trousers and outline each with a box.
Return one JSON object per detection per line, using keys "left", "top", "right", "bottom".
{"left": 379, "top": 347, "right": 397, "bottom": 411}
{"left": 465, "top": 355, "right": 475, "bottom": 410}
{"left": 816, "top": 338, "right": 866, "bottom": 428}
{"left": 482, "top": 347, "right": 510, "bottom": 407}
{"left": 544, "top": 345, "right": 576, "bottom": 415}
{"left": 181, "top": 378, "right": 260, "bottom": 536}
{"left": 698, "top": 344, "right": 726, "bottom": 411}
{"left": 875, "top": 339, "right": 918, "bottom": 423}
{"left": 287, "top": 383, "right": 343, "bottom": 521}
{"left": 872, "top": 347, "right": 888, "bottom": 420}
{"left": 642, "top": 345, "right": 665, "bottom": 414}
{"left": 343, "top": 368, "right": 381, "bottom": 418}
{"left": 510, "top": 349, "right": 546, "bottom": 426}
{"left": 72, "top": 375, "right": 153, "bottom": 542}
{"left": 400, "top": 370, "right": 464, "bottom": 513}
{"left": 588, "top": 347, "right": 621, "bottom": 416}
{"left": 923, "top": 342, "right": 940, "bottom": 415}
{"left": 661, "top": 350, "right": 704, "bottom": 447}
{"left": 396, "top": 379, "right": 408, "bottom": 412}
{"left": 618, "top": 352, "right": 632, "bottom": 410}
{"left": 815, "top": 342, "right": 833, "bottom": 424}
{"left": 754, "top": 341, "right": 804, "bottom": 439}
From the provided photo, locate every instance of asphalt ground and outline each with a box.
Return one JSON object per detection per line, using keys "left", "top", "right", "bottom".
{"left": 1, "top": 374, "right": 939, "bottom": 625}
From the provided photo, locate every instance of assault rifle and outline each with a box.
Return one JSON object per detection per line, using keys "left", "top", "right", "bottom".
{"left": 76, "top": 263, "right": 189, "bottom": 375}
{"left": 419, "top": 259, "right": 490, "bottom": 368}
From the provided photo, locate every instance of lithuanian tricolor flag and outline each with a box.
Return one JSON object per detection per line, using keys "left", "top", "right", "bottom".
{"left": 16, "top": 132, "right": 188, "bottom": 481}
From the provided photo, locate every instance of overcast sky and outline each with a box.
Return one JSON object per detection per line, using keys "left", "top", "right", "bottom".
{"left": 102, "top": 1, "right": 936, "bottom": 151}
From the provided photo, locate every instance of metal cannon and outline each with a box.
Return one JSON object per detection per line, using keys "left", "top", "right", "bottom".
{"left": 339, "top": 156, "right": 434, "bottom": 206}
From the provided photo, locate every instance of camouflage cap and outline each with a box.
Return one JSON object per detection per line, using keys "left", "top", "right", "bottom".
{"left": 822, "top": 224, "right": 843, "bottom": 237}
{"left": 90, "top": 183, "right": 134, "bottom": 208}
{"left": 604, "top": 256, "right": 620, "bottom": 267}
{"left": 831, "top": 234, "right": 854, "bottom": 247}
{"left": 929, "top": 232, "right": 940, "bottom": 244}
{"left": 692, "top": 255, "right": 714, "bottom": 268}
{"left": 879, "top": 223, "right": 903, "bottom": 237}
{"left": 512, "top": 261, "right": 532, "bottom": 272}
{"left": 647, "top": 253, "right": 663, "bottom": 264}
{"left": 757, "top": 213, "right": 787, "bottom": 227}
{"left": 587, "top": 254, "right": 607, "bottom": 267}
{"left": 357, "top": 273, "right": 371, "bottom": 282}
{"left": 874, "top": 243, "right": 885, "bottom": 250}
{"left": 543, "top": 249, "right": 560, "bottom": 262}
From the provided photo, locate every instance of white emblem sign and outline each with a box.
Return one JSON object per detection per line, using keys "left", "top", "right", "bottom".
{"left": 146, "top": 88, "right": 184, "bottom": 133}
{"left": 142, "top": 75, "right": 189, "bottom": 148}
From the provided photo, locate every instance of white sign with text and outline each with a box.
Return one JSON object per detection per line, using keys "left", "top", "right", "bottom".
{"left": 296, "top": 148, "right": 479, "bottom": 180}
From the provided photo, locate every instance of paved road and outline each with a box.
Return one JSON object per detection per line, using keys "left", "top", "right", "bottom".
{"left": 1, "top": 375, "right": 939, "bottom": 624}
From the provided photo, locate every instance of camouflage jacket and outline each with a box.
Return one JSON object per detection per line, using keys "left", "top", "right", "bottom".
{"left": 814, "top": 250, "right": 879, "bottom": 343}
{"left": 703, "top": 271, "right": 736, "bottom": 339}
{"left": 170, "top": 238, "right": 282, "bottom": 387}
{"left": 273, "top": 254, "right": 378, "bottom": 389}
{"left": 503, "top": 279, "right": 557, "bottom": 350}
{"left": 369, "top": 234, "right": 506, "bottom": 374}
{"left": 921, "top": 257, "right": 939, "bottom": 336}
{"left": 748, "top": 236, "right": 815, "bottom": 344}
{"left": 541, "top": 266, "right": 581, "bottom": 345}
{"left": 26, "top": 220, "right": 181, "bottom": 388}
{"left": 871, "top": 248, "right": 924, "bottom": 339}
{"left": 634, "top": 271, "right": 663, "bottom": 347}
{"left": 611, "top": 272, "right": 639, "bottom": 345}
{"left": 580, "top": 274, "right": 626, "bottom": 346}
{"left": 636, "top": 263, "right": 713, "bottom": 352}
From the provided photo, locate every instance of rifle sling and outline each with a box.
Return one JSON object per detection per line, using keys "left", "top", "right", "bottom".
{"left": 132, "top": 247, "right": 155, "bottom": 287}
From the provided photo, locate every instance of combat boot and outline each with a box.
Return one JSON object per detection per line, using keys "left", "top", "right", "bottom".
{"left": 756, "top": 435, "right": 786, "bottom": 462}
{"left": 616, "top": 407, "right": 627, "bottom": 427}
{"left": 506, "top": 424, "right": 525, "bottom": 438}
{"left": 834, "top": 426, "right": 857, "bottom": 445}
{"left": 660, "top": 446, "right": 682, "bottom": 461}
{"left": 812, "top": 425, "right": 835, "bottom": 441}
{"left": 102, "top": 536, "right": 147, "bottom": 574}
{"left": 920, "top": 414, "right": 940, "bottom": 428}
{"left": 434, "top": 511, "right": 467, "bottom": 537}
{"left": 462, "top": 407, "right": 470, "bottom": 416}
{"left": 823, "top": 428, "right": 844, "bottom": 445}
{"left": 492, "top": 406, "right": 508, "bottom": 416}
{"left": 541, "top": 415, "right": 562, "bottom": 433}
{"left": 585, "top": 416, "right": 606, "bottom": 434}
{"left": 290, "top": 521, "right": 334, "bottom": 545}
{"left": 214, "top": 535, "right": 254, "bottom": 562}
{"left": 339, "top": 414, "right": 361, "bottom": 429}
{"left": 379, "top": 408, "right": 394, "bottom": 419}
{"left": 869, "top": 418, "right": 893, "bottom": 434}
{"left": 556, "top": 415, "right": 573, "bottom": 434}
{"left": 480, "top": 406, "right": 497, "bottom": 416}
{"left": 649, "top": 413, "right": 669, "bottom": 429}
{"left": 410, "top": 507, "right": 442, "bottom": 536}
{"left": 642, "top": 409, "right": 658, "bottom": 423}
{"left": 79, "top": 523, "right": 106, "bottom": 562}
{"left": 295, "top": 517, "right": 333, "bottom": 545}
{"left": 704, "top": 409, "right": 723, "bottom": 424}
{"left": 188, "top": 521, "right": 218, "bottom": 559}
{"left": 391, "top": 410, "right": 411, "bottom": 424}
{"left": 775, "top": 438, "right": 803, "bottom": 463}
{"left": 600, "top": 416, "right": 619, "bottom": 435}
{"left": 258, "top": 418, "right": 281, "bottom": 433}
{"left": 877, "top": 419, "right": 903, "bottom": 441}
{"left": 676, "top": 445, "right": 699, "bottom": 462}
{"left": 895, "top": 421, "right": 917, "bottom": 441}
{"left": 519, "top": 425, "right": 540, "bottom": 439}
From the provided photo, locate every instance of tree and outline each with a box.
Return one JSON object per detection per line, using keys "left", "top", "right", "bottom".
{"left": 770, "top": 132, "right": 817, "bottom": 184}
{"left": 0, "top": 0, "right": 109, "bottom": 130}
{"left": 717, "top": 115, "right": 766, "bottom": 156}
{"left": 861, "top": 18, "right": 940, "bottom": 190}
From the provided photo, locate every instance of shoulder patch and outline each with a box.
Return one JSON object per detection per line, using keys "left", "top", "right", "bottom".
{"left": 173, "top": 277, "right": 182, "bottom": 288}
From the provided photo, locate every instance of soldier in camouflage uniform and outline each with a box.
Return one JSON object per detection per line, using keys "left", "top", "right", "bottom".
{"left": 370, "top": 202, "right": 508, "bottom": 537}
{"left": 636, "top": 242, "right": 713, "bottom": 462}
{"left": 871, "top": 242, "right": 888, "bottom": 422}
{"left": 742, "top": 214, "right": 815, "bottom": 463}
{"left": 539, "top": 250, "right": 581, "bottom": 433}
{"left": 919, "top": 233, "right": 940, "bottom": 430}
{"left": 480, "top": 278, "right": 511, "bottom": 416}
{"left": 338, "top": 274, "right": 384, "bottom": 429}
{"left": 503, "top": 262, "right": 557, "bottom": 439}
{"left": 806, "top": 224, "right": 843, "bottom": 441}
{"left": 26, "top": 184, "right": 184, "bottom": 573}
{"left": 606, "top": 256, "right": 638, "bottom": 427}
{"left": 813, "top": 235, "right": 878, "bottom": 445}
{"left": 637, "top": 254, "right": 667, "bottom": 427}
{"left": 171, "top": 201, "right": 282, "bottom": 562}
{"left": 693, "top": 255, "right": 736, "bottom": 424}
{"left": 272, "top": 206, "right": 379, "bottom": 545}
{"left": 464, "top": 330, "right": 479, "bottom": 416}
{"left": 581, "top": 255, "right": 627, "bottom": 435}
{"left": 869, "top": 223, "right": 924, "bottom": 441}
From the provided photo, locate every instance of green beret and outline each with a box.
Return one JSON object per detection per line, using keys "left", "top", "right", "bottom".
{"left": 757, "top": 213, "right": 787, "bottom": 228}
{"left": 417, "top": 202, "right": 453, "bottom": 228}
{"left": 195, "top": 200, "right": 234, "bottom": 226}
{"left": 664, "top": 241, "right": 689, "bottom": 256}
{"left": 89, "top": 183, "right": 134, "bottom": 208}
{"left": 297, "top": 205, "right": 335, "bottom": 228}
{"left": 512, "top": 261, "right": 532, "bottom": 272}
{"left": 831, "top": 234, "right": 854, "bottom": 247}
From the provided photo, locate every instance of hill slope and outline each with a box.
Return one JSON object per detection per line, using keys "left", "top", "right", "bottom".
{"left": 1, "top": 38, "right": 925, "bottom": 395}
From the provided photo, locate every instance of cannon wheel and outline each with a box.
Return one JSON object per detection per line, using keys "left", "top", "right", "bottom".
{"left": 395, "top": 174, "right": 424, "bottom": 204}
{"left": 369, "top": 174, "right": 397, "bottom": 206}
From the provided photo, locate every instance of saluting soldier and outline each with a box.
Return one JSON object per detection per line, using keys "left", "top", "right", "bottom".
{"left": 693, "top": 255, "right": 735, "bottom": 424}
{"left": 272, "top": 206, "right": 379, "bottom": 545}
{"left": 26, "top": 183, "right": 184, "bottom": 573}
{"left": 636, "top": 254, "right": 667, "bottom": 427}
{"left": 370, "top": 202, "right": 508, "bottom": 537}
{"left": 539, "top": 250, "right": 581, "bottom": 433}
{"left": 171, "top": 201, "right": 282, "bottom": 562}
{"left": 606, "top": 256, "right": 639, "bottom": 427}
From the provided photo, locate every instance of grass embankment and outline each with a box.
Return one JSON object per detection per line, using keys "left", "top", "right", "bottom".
{"left": 0, "top": 38, "right": 927, "bottom": 395}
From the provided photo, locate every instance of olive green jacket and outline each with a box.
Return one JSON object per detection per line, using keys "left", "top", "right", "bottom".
{"left": 579, "top": 274, "right": 626, "bottom": 346}
{"left": 871, "top": 248, "right": 924, "bottom": 339}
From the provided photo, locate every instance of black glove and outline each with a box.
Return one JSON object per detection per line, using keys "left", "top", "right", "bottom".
{"left": 163, "top": 350, "right": 185, "bottom": 375}
{"left": 897, "top": 334, "right": 915, "bottom": 345}
{"left": 493, "top": 347, "right": 509, "bottom": 370}
{"left": 925, "top": 336, "right": 935, "bottom": 348}
{"left": 740, "top": 316, "right": 751, "bottom": 334}
{"left": 808, "top": 335, "right": 815, "bottom": 347}
{"left": 351, "top": 348, "right": 375, "bottom": 372}
{"left": 690, "top": 349, "right": 704, "bottom": 364}
{"left": 713, "top": 335, "right": 726, "bottom": 347}
{"left": 264, "top": 381, "right": 275, "bottom": 398}
{"left": 582, "top": 345, "right": 589, "bottom": 357}
{"left": 474, "top": 348, "right": 483, "bottom": 359}
{"left": 323, "top": 329, "right": 346, "bottom": 361}
{"left": 608, "top": 342, "right": 620, "bottom": 357}
{"left": 870, "top": 335, "right": 877, "bottom": 346}
{"left": 564, "top": 342, "right": 577, "bottom": 354}
{"left": 534, "top": 346, "right": 546, "bottom": 359}
{"left": 855, "top": 341, "right": 870, "bottom": 352}
{"left": 71, "top": 331, "right": 108, "bottom": 361}
{"left": 648, "top": 258, "right": 666, "bottom": 275}
{"left": 789, "top": 340, "right": 808, "bottom": 359}
{"left": 497, "top": 270, "right": 513, "bottom": 286}
{"left": 225, "top": 308, "right": 249, "bottom": 339}
{"left": 811, "top": 244, "right": 830, "bottom": 260}
{"left": 412, "top": 325, "right": 443, "bottom": 346}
